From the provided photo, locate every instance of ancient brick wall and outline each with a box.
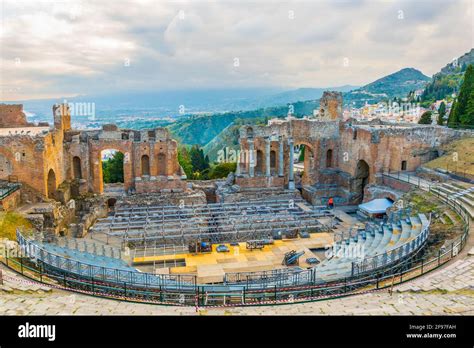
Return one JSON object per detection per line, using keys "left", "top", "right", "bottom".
{"left": 0, "top": 189, "right": 21, "bottom": 211}
{"left": 236, "top": 91, "right": 463, "bottom": 204}
{"left": 0, "top": 104, "right": 185, "bottom": 198}
{"left": 0, "top": 104, "right": 70, "bottom": 198}
{"left": 0, "top": 104, "right": 31, "bottom": 127}
{"left": 0, "top": 133, "right": 57, "bottom": 197}
{"left": 318, "top": 91, "right": 343, "bottom": 120}
{"left": 0, "top": 96, "right": 464, "bottom": 204}
{"left": 68, "top": 127, "right": 185, "bottom": 194}
{"left": 380, "top": 175, "right": 413, "bottom": 192}
{"left": 235, "top": 176, "right": 285, "bottom": 188}
{"left": 238, "top": 119, "right": 340, "bottom": 187}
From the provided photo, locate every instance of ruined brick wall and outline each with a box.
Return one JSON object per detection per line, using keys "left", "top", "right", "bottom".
{"left": 0, "top": 189, "right": 21, "bottom": 211}
{"left": 363, "top": 185, "right": 402, "bottom": 203}
{"left": 236, "top": 91, "right": 464, "bottom": 204}
{"left": 238, "top": 119, "right": 340, "bottom": 187}
{"left": 235, "top": 176, "right": 285, "bottom": 188}
{"left": 1, "top": 97, "right": 463, "bottom": 204}
{"left": 65, "top": 125, "right": 185, "bottom": 194}
{"left": 337, "top": 123, "right": 463, "bottom": 182}
{"left": 380, "top": 175, "right": 413, "bottom": 192}
{"left": 134, "top": 179, "right": 187, "bottom": 193}
{"left": 0, "top": 135, "right": 48, "bottom": 193}
{"left": 0, "top": 118, "right": 67, "bottom": 199}
{"left": 318, "top": 91, "right": 343, "bottom": 120}
{"left": 0, "top": 104, "right": 185, "bottom": 198}
{"left": 0, "top": 104, "right": 31, "bottom": 127}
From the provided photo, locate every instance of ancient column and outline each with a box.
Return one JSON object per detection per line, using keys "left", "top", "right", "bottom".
{"left": 236, "top": 146, "right": 242, "bottom": 176}
{"left": 278, "top": 136, "right": 284, "bottom": 177}
{"left": 288, "top": 137, "right": 295, "bottom": 189}
{"left": 265, "top": 137, "right": 271, "bottom": 177}
{"left": 248, "top": 139, "right": 255, "bottom": 178}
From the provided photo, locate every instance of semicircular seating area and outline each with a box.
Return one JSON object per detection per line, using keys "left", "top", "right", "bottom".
{"left": 315, "top": 212, "right": 429, "bottom": 281}
{"left": 16, "top": 206, "right": 430, "bottom": 291}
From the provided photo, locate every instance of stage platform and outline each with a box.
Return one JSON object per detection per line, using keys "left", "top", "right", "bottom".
{"left": 133, "top": 232, "right": 333, "bottom": 283}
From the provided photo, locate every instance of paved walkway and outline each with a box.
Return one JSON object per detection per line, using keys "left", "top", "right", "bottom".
{"left": 1, "top": 246, "right": 473, "bottom": 315}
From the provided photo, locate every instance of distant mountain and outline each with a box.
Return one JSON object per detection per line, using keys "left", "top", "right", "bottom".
{"left": 344, "top": 68, "right": 430, "bottom": 107}
{"left": 203, "top": 122, "right": 241, "bottom": 161}
{"left": 421, "top": 48, "right": 474, "bottom": 103}
{"left": 11, "top": 88, "right": 283, "bottom": 126}
{"left": 8, "top": 85, "right": 357, "bottom": 128}
{"left": 167, "top": 86, "right": 338, "bottom": 149}
{"left": 438, "top": 49, "right": 474, "bottom": 75}
{"left": 192, "top": 69, "right": 432, "bottom": 159}
{"left": 260, "top": 85, "right": 357, "bottom": 106}
{"left": 169, "top": 105, "right": 295, "bottom": 148}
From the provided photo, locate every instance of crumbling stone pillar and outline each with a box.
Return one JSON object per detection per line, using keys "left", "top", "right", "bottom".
{"left": 288, "top": 137, "right": 295, "bottom": 189}
{"left": 278, "top": 136, "right": 284, "bottom": 177}
{"left": 248, "top": 139, "right": 255, "bottom": 178}
{"left": 265, "top": 137, "right": 271, "bottom": 177}
{"left": 236, "top": 148, "right": 242, "bottom": 176}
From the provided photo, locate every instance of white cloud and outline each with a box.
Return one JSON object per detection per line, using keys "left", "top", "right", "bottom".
{"left": 0, "top": 0, "right": 472, "bottom": 100}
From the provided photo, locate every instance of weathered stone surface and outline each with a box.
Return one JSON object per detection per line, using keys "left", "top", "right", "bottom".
{"left": 0, "top": 104, "right": 32, "bottom": 127}
{"left": 236, "top": 92, "right": 465, "bottom": 204}
{"left": 0, "top": 103, "right": 186, "bottom": 199}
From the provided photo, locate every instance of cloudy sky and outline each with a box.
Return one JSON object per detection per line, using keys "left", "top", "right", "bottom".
{"left": 1, "top": 0, "right": 473, "bottom": 101}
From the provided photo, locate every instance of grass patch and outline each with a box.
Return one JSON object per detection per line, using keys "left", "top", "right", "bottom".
{"left": 0, "top": 212, "right": 32, "bottom": 241}
{"left": 408, "top": 192, "right": 440, "bottom": 214}
{"left": 424, "top": 137, "right": 474, "bottom": 176}
{"left": 403, "top": 190, "right": 465, "bottom": 256}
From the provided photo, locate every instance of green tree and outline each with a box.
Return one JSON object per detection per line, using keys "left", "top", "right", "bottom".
{"left": 177, "top": 146, "right": 193, "bottom": 179}
{"left": 102, "top": 151, "right": 124, "bottom": 183}
{"left": 448, "top": 99, "right": 458, "bottom": 127}
{"left": 298, "top": 145, "right": 305, "bottom": 162}
{"left": 209, "top": 162, "right": 237, "bottom": 179}
{"left": 437, "top": 102, "right": 446, "bottom": 125}
{"left": 449, "top": 64, "right": 474, "bottom": 128}
{"left": 190, "top": 145, "right": 209, "bottom": 172}
{"left": 418, "top": 111, "right": 432, "bottom": 124}
{"left": 188, "top": 145, "right": 210, "bottom": 179}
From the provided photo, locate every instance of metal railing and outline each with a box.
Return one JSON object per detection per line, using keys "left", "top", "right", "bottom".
{"left": 0, "top": 181, "right": 21, "bottom": 200}
{"left": 383, "top": 170, "right": 473, "bottom": 219}
{"left": 351, "top": 214, "right": 430, "bottom": 276}
{"left": 54, "top": 236, "right": 122, "bottom": 259}
{"left": 2, "top": 229, "right": 468, "bottom": 306}
{"left": 0, "top": 171, "right": 470, "bottom": 306}
{"left": 224, "top": 267, "right": 316, "bottom": 288}
{"left": 16, "top": 232, "right": 197, "bottom": 290}
{"left": 131, "top": 244, "right": 189, "bottom": 259}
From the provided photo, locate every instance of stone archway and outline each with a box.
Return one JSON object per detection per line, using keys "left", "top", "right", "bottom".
{"left": 353, "top": 160, "right": 370, "bottom": 203}
{"left": 91, "top": 140, "right": 133, "bottom": 194}
{"left": 294, "top": 142, "right": 315, "bottom": 186}
{"left": 270, "top": 150, "right": 276, "bottom": 171}
{"left": 141, "top": 155, "right": 150, "bottom": 176}
{"left": 73, "top": 156, "right": 82, "bottom": 179}
{"left": 256, "top": 150, "right": 264, "bottom": 175}
{"left": 47, "top": 169, "right": 57, "bottom": 200}
{"left": 246, "top": 127, "right": 254, "bottom": 138}
{"left": 326, "top": 149, "right": 333, "bottom": 168}
{"left": 98, "top": 149, "right": 128, "bottom": 194}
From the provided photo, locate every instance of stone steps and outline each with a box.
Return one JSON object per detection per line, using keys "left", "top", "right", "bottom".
{"left": 316, "top": 213, "right": 428, "bottom": 279}
{"left": 430, "top": 186, "right": 474, "bottom": 218}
